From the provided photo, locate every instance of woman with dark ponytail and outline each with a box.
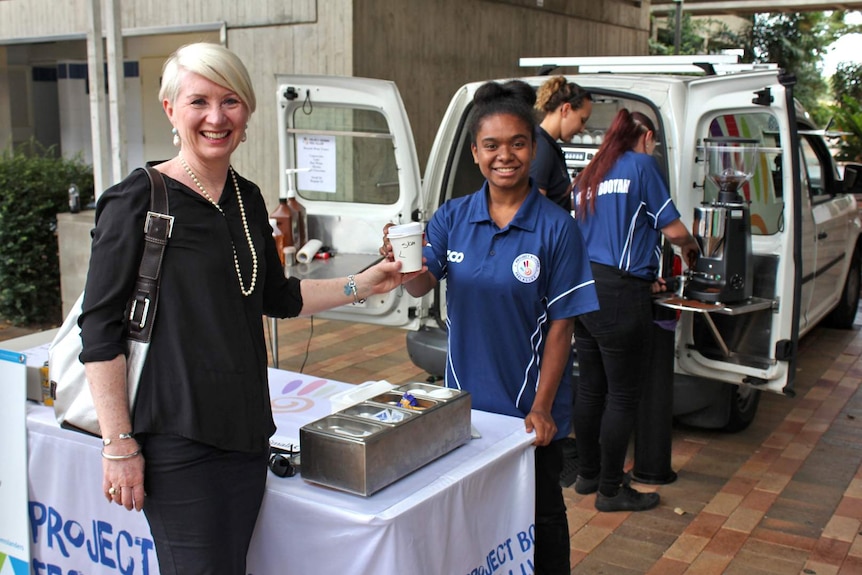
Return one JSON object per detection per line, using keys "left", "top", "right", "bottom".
{"left": 571, "top": 109, "right": 698, "bottom": 512}
{"left": 383, "top": 80, "right": 598, "bottom": 574}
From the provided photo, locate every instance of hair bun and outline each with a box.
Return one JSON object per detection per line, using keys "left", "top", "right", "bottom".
{"left": 473, "top": 82, "right": 508, "bottom": 105}
{"left": 502, "top": 80, "right": 537, "bottom": 107}
{"left": 473, "top": 80, "right": 536, "bottom": 108}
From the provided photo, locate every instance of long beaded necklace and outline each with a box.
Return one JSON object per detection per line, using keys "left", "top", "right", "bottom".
{"left": 179, "top": 154, "right": 258, "bottom": 297}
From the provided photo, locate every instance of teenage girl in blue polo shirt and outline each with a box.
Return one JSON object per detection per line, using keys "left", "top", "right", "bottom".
{"left": 572, "top": 109, "right": 699, "bottom": 513}
{"left": 388, "top": 81, "right": 598, "bottom": 574}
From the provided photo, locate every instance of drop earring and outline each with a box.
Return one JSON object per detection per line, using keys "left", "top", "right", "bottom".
{"left": 241, "top": 124, "right": 248, "bottom": 143}
{"left": 172, "top": 127, "right": 181, "bottom": 147}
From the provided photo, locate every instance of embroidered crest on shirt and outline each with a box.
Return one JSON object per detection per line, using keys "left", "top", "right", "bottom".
{"left": 512, "top": 254, "right": 541, "bottom": 283}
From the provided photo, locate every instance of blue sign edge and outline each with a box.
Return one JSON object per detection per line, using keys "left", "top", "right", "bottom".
{"left": 0, "top": 349, "right": 26, "bottom": 364}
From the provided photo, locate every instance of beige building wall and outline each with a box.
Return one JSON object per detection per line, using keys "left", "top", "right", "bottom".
{"left": 354, "top": 0, "right": 650, "bottom": 173}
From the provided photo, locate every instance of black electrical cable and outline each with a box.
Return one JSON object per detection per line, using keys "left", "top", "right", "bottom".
{"left": 298, "top": 315, "right": 314, "bottom": 373}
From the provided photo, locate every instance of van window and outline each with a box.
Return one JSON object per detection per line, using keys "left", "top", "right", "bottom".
{"left": 705, "top": 113, "right": 784, "bottom": 236}
{"left": 800, "top": 136, "right": 827, "bottom": 198}
{"left": 288, "top": 106, "right": 400, "bottom": 205}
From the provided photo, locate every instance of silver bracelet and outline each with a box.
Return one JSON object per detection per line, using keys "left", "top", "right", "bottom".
{"left": 102, "top": 432, "right": 134, "bottom": 446}
{"left": 343, "top": 274, "right": 366, "bottom": 305}
{"left": 101, "top": 448, "right": 141, "bottom": 461}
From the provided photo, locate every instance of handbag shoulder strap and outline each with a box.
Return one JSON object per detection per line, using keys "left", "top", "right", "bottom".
{"left": 128, "top": 166, "right": 171, "bottom": 342}
{"left": 144, "top": 164, "right": 169, "bottom": 217}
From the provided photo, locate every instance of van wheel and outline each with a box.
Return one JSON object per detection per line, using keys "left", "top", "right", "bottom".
{"left": 723, "top": 385, "right": 761, "bottom": 433}
{"left": 825, "top": 248, "right": 861, "bottom": 329}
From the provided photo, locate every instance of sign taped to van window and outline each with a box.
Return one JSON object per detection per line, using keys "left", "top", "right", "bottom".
{"left": 297, "top": 135, "right": 337, "bottom": 194}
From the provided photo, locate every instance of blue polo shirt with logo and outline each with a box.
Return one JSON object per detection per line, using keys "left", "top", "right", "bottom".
{"left": 574, "top": 151, "right": 681, "bottom": 280}
{"left": 423, "top": 181, "right": 599, "bottom": 439}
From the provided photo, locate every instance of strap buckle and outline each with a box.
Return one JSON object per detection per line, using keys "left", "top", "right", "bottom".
{"left": 144, "top": 211, "right": 174, "bottom": 238}
{"left": 129, "top": 296, "right": 151, "bottom": 329}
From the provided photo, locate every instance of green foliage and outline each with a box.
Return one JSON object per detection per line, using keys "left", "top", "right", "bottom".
{"left": 652, "top": 10, "right": 858, "bottom": 128}
{"left": 651, "top": 14, "right": 704, "bottom": 55}
{"left": 830, "top": 95, "right": 862, "bottom": 163}
{"left": 748, "top": 12, "right": 846, "bottom": 125}
{"left": 650, "top": 14, "right": 744, "bottom": 56}
{"left": 0, "top": 141, "right": 94, "bottom": 325}
{"left": 828, "top": 62, "right": 862, "bottom": 162}
{"left": 832, "top": 62, "right": 862, "bottom": 103}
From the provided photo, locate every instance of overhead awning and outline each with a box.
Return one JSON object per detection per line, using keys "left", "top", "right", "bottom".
{"left": 650, "top": 0, "right": 862, "bottom": 15}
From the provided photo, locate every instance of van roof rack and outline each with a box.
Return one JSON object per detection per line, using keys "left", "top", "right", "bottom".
{"left": 519, "top": 55, "right": 778, "bottom": 76}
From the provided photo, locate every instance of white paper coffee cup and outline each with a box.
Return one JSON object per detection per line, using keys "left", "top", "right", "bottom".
{"left": 387, "top": 223, "right": 423, "bottom": 273}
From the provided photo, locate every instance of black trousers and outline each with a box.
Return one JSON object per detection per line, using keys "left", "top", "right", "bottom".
{"left": 140, "top": 434, "right": 269, "bottom": 575}
{"left": 534, "top": 440, "right": 570, "bottom": 575}
{"left": 573, "top": 263, "right": 654, "bottom": 495}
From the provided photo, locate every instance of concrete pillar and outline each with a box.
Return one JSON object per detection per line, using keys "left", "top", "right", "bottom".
{"left": 105, "top": 0, "right": 127, "bottom": 185}
{"left": 0, "top": 47, "right": 10, "bottom": 149}
{"left": 57, "top": 212, "right": 95, "bottom": 318}
{"left": 86, "top": 0, "right": 110, "bottom": 197}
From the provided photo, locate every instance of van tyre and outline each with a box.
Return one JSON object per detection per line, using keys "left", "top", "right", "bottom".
{"left": 825, "top": 247, "right": 861, "bottom": 330}
{"left": 723, "top": 385, "right": 761, "bottom": 433}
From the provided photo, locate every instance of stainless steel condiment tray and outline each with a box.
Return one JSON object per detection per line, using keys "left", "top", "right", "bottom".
{"left": 300, "top": 385, "right": 471, "bottom": 496}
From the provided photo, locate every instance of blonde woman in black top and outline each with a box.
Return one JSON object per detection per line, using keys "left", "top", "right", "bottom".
{"left": 80, "top": 42, "right": 418, "bottom": 575}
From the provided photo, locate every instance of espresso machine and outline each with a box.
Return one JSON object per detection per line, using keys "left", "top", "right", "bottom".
{"left": 685, "top": 137, "right": 759, "bottom": 304}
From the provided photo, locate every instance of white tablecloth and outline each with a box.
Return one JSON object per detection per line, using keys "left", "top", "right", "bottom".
{"left": 26, "top": 369, "right": 536, "bottom": 575}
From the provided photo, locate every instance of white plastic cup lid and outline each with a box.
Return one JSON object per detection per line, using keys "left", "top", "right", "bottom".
{"left": 387, "top": 222, "right": 422, "bottom": 238}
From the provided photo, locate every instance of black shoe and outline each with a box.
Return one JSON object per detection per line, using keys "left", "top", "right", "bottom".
{"left": 595, "top": 485, "right": 660, "bottom": 512}
{"left": 574, "top": 471, "right": 632, "bottom": 495}
{"left": 558, "top": 438, "right": 579, "bottom": 488}
{"left": 574, "top": 475, "right": 598, "bottom": 495}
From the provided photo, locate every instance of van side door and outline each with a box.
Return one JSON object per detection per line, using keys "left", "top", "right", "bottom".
{"left": 799, "top": 131, "right": 855, "bottom": 326}
{"left": 674, "top": 73, "right": 799, "bottom": 396}
{"left": 275, "top": 75, "right": 424, "bottom": 328}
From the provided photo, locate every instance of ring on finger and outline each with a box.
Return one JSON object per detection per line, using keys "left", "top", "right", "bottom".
{"left": 108, "top": 486, "right": 118, "bottom": 495}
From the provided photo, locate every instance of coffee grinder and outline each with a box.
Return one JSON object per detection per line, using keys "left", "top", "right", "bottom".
{"left": 684, "top": 137, "right": 759, "bottom": 303}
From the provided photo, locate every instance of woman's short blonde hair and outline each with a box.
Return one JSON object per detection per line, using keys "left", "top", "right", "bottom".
{"left": 159, "top": 43, "right": 257, "bottom": 114}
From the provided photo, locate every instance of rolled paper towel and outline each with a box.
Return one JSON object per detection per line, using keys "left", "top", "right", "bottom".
{"left": 296, "top": 239, "right": 323, "bottom": 263}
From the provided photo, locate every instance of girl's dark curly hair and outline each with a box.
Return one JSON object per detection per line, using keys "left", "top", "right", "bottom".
{"left": 467, "top": 80, "right": 538, "bottom": 145}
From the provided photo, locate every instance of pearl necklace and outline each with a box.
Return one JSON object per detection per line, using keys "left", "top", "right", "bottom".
{"left": 179, "top": 155, "right": 258, "bottom": 297}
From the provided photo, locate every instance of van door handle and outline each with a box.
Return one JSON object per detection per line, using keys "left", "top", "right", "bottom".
{"left": 817, "top": 231, "right": 828, "bottom": 240}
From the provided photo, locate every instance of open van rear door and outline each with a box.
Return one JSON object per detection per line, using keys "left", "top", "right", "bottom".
{"left": 275, "top": 75, "right": 423, "bottom": 328}
{"left": 670, "top": 72, "right": 800, "bottom": 396}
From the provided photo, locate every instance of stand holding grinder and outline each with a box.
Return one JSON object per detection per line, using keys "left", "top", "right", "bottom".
{"left": 684, "top": 137, "right": 759, "bottom": 303}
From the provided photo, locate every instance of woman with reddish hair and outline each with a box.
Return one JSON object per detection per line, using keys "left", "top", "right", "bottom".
{"left": 571, "top": 109, "right": 698, "bottom": 512}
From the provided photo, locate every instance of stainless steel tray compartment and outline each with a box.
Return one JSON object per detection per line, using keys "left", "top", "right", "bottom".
{"left": 365, "top": 391, "right": 437, "bottom": 411}
{"left": 300, "top": 389, "right": 471, "bottom": 496}
{"left": 307, "top": 415, "right": 385, "bottom": 439}
{"left": 339, "top": 403, "right": 417, "bottom": 425}
{"left": 395, "top": 382, "right": 461, "bottom": 401}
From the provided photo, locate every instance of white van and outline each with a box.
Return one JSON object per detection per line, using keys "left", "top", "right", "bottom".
{"left": 275, "top": 56, "right": 861, "bottom": 431}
